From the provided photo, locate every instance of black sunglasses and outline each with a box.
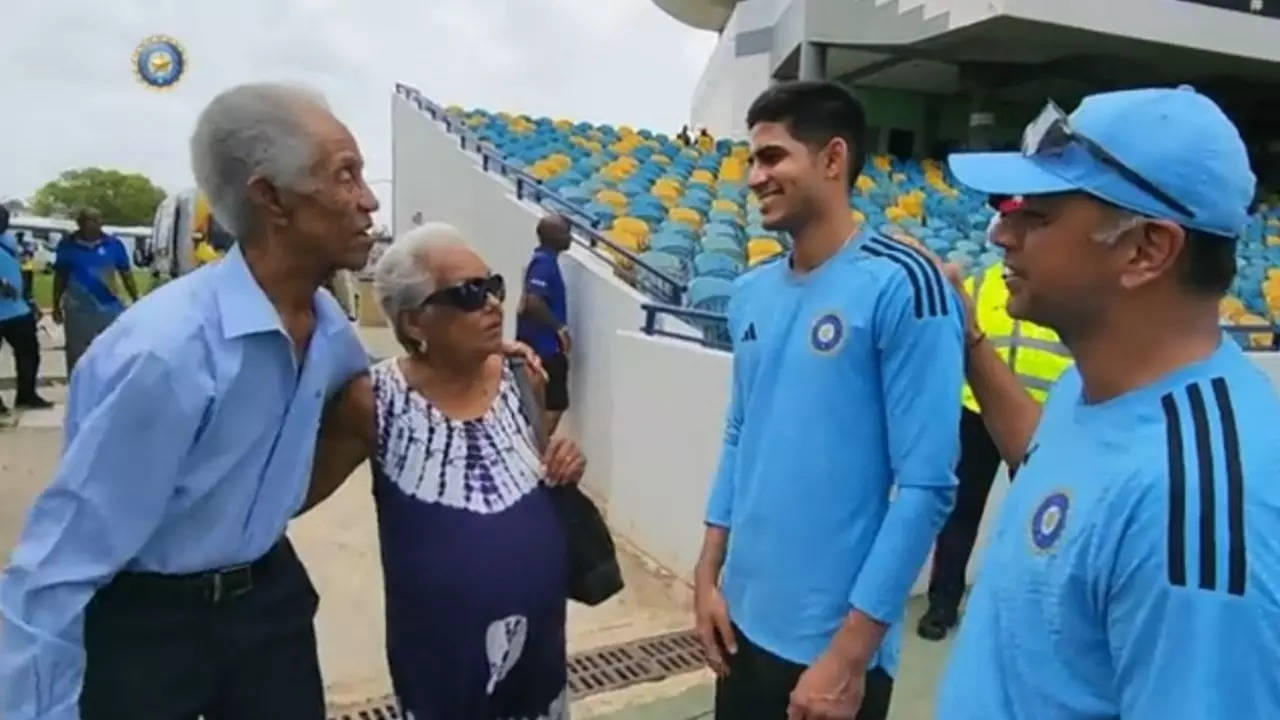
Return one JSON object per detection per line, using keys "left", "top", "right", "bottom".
{"left": 1022, "top": 101, "right": 1195, "bottom": 220}
{"left": 423, "top": 274, "right": 505, "bottom": 312}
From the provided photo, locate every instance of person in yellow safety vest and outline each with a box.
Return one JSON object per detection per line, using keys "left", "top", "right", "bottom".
{"left": 918, "top": 203, "right": 1074, "bottom": 642}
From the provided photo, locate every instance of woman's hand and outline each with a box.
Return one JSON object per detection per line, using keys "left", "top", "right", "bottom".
{"left": 503, "top": 340, "right": 547, "bottom": 382}
{"left": 544, "top": 437, "right": 586, "bottom": 486}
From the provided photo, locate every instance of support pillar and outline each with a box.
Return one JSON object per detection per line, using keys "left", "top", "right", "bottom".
{"left": 799, "top": 42, "right": 828, "bottom": 81}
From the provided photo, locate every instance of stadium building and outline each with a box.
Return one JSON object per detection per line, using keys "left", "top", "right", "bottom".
{"left": 665, "top": 0, "right": 1279, "bottom": 189}
{"left": 391, "top": 0, "right": 1280, "bottom": 616}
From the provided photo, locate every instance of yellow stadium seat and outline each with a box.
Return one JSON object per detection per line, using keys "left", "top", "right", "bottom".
{"left": 856, "top": 175, "right": 875, "bottom": 192}
{"left": 1220, "top": 295, "right": 1247, "bottom": 322}
{"left": 596, "top": 189, "right": 628, "bottom": 210}
{"left": 747, "top": 237, "right": 785, "bottom": 266}
{"left": 1267, "top": 234, "right": 1280, "bottom": 247}
{"left": 885, "top": 206, "right": 908, "bottom": 223}
{"left": 612, "top": 217, "right": 650, "bottom": 243}
{"left": 690, "top": 169, "right": 715, "bottom": 185}
{"left": 652, "top": 154, "right": 671, "bottom": 166}
{"left": 730, "top": 145, "right": 751, "bottom": 161}
{"left": 873, "top": 156, "right": 892, "bottom": 172}
{"left": 851, "top": 209, "right": 866, "bottom": 224}
{"left": 618, "top": 125, "right": 636, "bottom": 136}
{"left": 669, "top": 207, "right": 703, "bottom": 229}
{"left": 713, "top": 198, "right": 741, "bottom": 214}
{"left": 1238, "top": 313, "right": 1274, "bottom": 349}
{"left": 554, "top": 119, "right": 572, "bottom": 130}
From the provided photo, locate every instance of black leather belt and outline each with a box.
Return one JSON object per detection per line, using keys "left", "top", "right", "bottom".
{"left": 109, "top": 541, "right": 286, "bottom": 605}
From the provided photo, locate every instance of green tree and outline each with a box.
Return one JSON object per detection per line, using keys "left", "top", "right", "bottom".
{"left": 29, "top": 168, "right": 166, "bottom": 226}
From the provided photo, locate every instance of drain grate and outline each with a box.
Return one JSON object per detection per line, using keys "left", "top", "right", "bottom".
{"left": 567, "top": 628, "right": 704, "bottom": 700}
{"left": 327, "top": 696, "right": 400, "bottom": 720}
{"left": 324, "top": 629, "right": 705, "bottom": 715}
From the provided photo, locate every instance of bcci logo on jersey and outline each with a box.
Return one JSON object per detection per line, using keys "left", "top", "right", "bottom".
{"left": 1030, "top": 491, "right": 1070, "bottom": 552}
{"left": 810, "top": 312, "right": 846, "bottom": 355}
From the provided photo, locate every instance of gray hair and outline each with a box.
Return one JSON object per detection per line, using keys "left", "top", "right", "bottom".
{"left": 1091, "top": 208, "right": 1147, "bottom": 245}
{"left": 189, "top": 83, "right": 330, "bottom": 241}
{"left": 374, "top": 223, "right": 470, "bottom": 336}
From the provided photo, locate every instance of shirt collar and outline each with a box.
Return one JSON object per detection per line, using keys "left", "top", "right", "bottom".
{"left": 215, "top": 244, "right": 351, "bottom": 340}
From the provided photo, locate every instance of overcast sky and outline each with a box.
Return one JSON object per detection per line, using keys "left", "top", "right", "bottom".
{"left": 0, "top": 0, "right": 716, "bottom": 225}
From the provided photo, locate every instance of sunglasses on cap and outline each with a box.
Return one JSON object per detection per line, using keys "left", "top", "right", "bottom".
{"left": 1022, "top": 101, "right": 1196, "bottom": 220}
{"left": 423, "top": 274, "right": 505, "bottom": 312}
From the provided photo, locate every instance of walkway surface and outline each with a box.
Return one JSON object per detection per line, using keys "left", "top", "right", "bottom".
{"left": 0, "top": 321, "right": 951, "bottom": 719}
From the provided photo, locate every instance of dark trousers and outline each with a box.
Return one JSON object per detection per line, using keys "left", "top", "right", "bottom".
{"left": 80, "top": 539, "right": 326, "bottom": 720}
{"left": 715, "top": 625, "right": 894, "bottom": 720}
{"left": 0, "top": 312, "right": 40, "bottom": 403}
{"left": 926, "top": 408, "right": 1003, "bottom": 614}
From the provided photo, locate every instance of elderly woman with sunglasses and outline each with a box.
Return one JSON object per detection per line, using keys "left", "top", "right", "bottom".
{"left": 306, "top": 223, "right": 586, "bottom": 720}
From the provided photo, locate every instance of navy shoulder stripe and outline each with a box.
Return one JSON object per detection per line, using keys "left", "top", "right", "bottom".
{"left": 863, "top": 244, "right": 925, "bottom": 318}
{"left": 865, "top": 235, "right": 949, "bottom": 318}
{"left": 1161, "top": 377, "right": 1247, "bottom": 596}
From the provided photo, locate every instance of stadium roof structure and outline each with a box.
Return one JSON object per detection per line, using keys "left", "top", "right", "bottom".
{"left": 651, "top": 0, "right": 740, "bottom": 31}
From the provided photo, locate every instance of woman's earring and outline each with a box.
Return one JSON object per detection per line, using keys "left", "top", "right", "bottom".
{"left": 417, "top": 339, "right": 428, "bottom": 356}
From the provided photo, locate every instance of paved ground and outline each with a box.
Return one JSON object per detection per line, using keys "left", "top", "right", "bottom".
{"left": 0, "top": 323, "right": 951, "bottom": 719}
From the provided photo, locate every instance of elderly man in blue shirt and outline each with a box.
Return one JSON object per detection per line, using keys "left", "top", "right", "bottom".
{"left": 0, "top": 83, "right": 380, "bottom": 720}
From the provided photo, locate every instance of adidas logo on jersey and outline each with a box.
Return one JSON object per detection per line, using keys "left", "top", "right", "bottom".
{"left": 740, "top": 322, "right": 758, "bottom": 342}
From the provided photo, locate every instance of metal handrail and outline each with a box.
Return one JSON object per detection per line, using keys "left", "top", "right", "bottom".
{"left": 640, "top": 302, "right": 731, "bottom": 351}
{"left": 395, "top": 83, "right": 687, "bottom": 305}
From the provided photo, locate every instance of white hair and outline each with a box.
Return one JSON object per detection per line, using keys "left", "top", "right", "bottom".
{"left": 189, "top": 82, "right": 330, "bottom": 240}
{"left": 1091, "top": 208, "right": 1147, "bottom": 245}
{"left": 373, "top": 223, "right": 471, "bottom": 329}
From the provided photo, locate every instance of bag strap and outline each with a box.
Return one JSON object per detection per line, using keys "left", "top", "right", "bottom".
{"left": 509, "top": 357, "right": 548, "bottom": 452}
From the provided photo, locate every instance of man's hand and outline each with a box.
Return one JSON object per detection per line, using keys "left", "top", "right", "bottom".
{"left": 694, "top": 577, "right": 737, "bottom": 676}
{"left": 543, "top": 437, "right": 585, "bottom": 486}
{"left": 787, "top": 648, "right": 865, "bottom": 720}
{"left": 557, "top": 327, "right": 572, "bottom": 355}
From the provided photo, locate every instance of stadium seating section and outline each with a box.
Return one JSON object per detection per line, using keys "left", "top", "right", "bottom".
{"left": 444, "top": 106, "right": 1280, "bottom": 349}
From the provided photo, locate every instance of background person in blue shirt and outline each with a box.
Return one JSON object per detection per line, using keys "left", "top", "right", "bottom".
{"left": 517, "top": 213, "right": 573, "bottom": 433}
{"left": 0, "top": 207, "right": 51, "bottom": 415}
{"left": 695, "top": 81, "right": 962, "bottom": 720}
{"left": 0, "top": 82, "right": 379, "bottom": 720}
{"left": 51, "top": 206, "right": 139, "bottom": 373}
{"left": 937, "top": 87, "right": 1280, "bottom": 719}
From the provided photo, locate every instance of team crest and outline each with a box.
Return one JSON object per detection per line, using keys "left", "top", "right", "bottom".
{"left": 133, "top": 35, "right": 187, "bottom": 90}
{"left": 810, "top": 312, "right": 846, "bottom": 355}
{"left": 1030, "top": 491, "right": 1070, "bottom": 552}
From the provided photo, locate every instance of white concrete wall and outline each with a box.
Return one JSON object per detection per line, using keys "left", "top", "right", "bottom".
{"left": 608, "top": 332, "right": 733, "bottom": 581}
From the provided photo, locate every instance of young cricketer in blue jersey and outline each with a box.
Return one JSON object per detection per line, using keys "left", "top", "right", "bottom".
{"left": 695, "top": 81, "right": 962, "bottom": 720}
{"left": 938, "top": 87, "right": 1280, "bottom": 719}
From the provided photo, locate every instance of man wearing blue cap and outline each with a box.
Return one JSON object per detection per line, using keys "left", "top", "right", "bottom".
{"left": 937, "top": 87, "right": 1280, "bottom": 718}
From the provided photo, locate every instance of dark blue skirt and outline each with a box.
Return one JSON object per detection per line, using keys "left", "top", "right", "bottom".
{"left": 374, "top": 472, "right": 569, "bottom": 720}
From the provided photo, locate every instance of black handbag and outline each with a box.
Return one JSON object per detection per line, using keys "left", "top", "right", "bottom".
{"left": 510, "top": 357, "right": 624, "bottom": 606}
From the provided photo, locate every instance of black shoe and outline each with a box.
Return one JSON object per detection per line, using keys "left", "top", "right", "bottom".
{"left": 14, "top": 395, "right": 53, "bottom": 410}
{"left": 917, "top": 605, "right": 958, "bottom": 641}
{"left": 0, "top": 399, "right": 9, "bottom": 416}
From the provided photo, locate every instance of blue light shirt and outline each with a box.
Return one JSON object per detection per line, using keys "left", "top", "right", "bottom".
{"left": 706, "top": 232, "right": 963, "bottom": 673}
{"left": 0, "top": 231, "right": 31, "bottom": 321}
{"left": 516, "top": 247, "right": 567, "bottom": 358}
{"left": 939, "top": 338, "right": 1280, "bottom": 719}
{"left": 0, "top": 245, "right": 369, "bottom": 720}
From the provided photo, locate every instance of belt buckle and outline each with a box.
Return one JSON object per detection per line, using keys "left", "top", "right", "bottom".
{"left": 210, "top": 564, "right": 253, "bottom": 603}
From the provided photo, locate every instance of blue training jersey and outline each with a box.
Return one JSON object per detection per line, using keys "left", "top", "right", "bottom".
{"left": 939, "top": 338, "right": 1280, "bottom": 719}
{"left": 706, "top": 232, "right": 963, "bottom": 674}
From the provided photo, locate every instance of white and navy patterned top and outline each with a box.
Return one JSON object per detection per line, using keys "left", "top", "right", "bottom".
{"left": 372, "top": 358, "right": 545, "bottom": 514}
{"left": 370, "top": 358, "right": 569, "bottom": 717}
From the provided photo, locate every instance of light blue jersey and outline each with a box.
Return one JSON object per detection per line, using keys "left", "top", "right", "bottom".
{"left": 939, "top": 338, "right": 1280, "bottom": 719}
{"left": 706, "top": 232, "right": 963, "bottom": 674}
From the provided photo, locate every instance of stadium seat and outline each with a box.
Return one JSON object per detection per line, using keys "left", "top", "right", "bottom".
{"left": 701, "top": 235, "right": 744, "bottom": 263}
{"left": 650, "top": 231, "right": 697, "bottom": 261}
{"left": 747, "top": 237, "right": 785, "bottom": 266}
{"left": 669, "top": 207, "right": 703, "bottom": 229}
{"left": 612, "top": 217, "right": 651, "bottom": 244}
{"left": 636, "top": 250, "right": 688, "bottom": 300}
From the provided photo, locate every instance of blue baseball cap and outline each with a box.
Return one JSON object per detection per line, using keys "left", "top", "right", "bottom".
{"left": 949, "top": 87, "right": 1256, "bottom": 238}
